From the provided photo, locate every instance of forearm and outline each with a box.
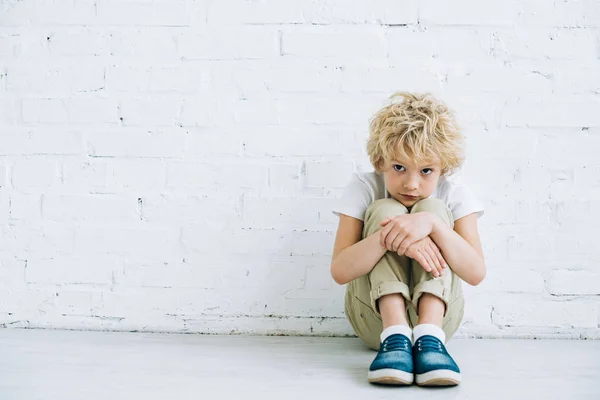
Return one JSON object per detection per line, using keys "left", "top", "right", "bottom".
{"left": 429, "top": 215, "right": 486, "bottom": 286}
{"left": 331, "top": 231, "right": 387, "bottom": 285}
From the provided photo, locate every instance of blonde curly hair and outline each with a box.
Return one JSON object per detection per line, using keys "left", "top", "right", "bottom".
{"left": 367, "top": 91, "right": 466, "bottom": 177}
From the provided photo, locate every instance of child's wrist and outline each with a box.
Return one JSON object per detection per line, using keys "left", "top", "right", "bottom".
{"left": 429, "top": 213, "right": 443, "bottom": 235}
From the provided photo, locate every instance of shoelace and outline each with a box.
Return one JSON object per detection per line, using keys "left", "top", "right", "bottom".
{"left": 381, "top": 334, "right": 411, "bottom": 352}
{"left": 416, "top": 336, "right": 445, "bottom": 352}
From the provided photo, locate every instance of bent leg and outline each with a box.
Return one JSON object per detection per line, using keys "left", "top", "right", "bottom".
{"left": 364, "top": 199, "right": 412, "bottom": 318}
{"left": 344, "top": 198, "right": 412, "bottom": 350}
{"left": 407, "top": 198, "right": 464, "bottom": 341}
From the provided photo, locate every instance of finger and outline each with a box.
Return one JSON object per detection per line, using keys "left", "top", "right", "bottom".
{"left": 379, "top": 224, "right": 391, "bottom": 247}
{"left": 422, "top": 251, "right": 439, "bottom": 276}
{"left": 414, "top": 249, "right": 431, "bottom": 272}
{"left": 379, "top": 217, "right": 391, "bottom": 226}
{"left": 427, "top": 245, "right": 443, "bottom": 273}
{"left": 397, "top": 235, "right": 415, "bottom": 256}
{"left": 387, "top": 230, "right": 402, "bottom": 251}
{"left": 432, "top": 246, "right": 448, "bottom": 270}
{"left": 391, "top": 232, "right": 406, "bottom": 252}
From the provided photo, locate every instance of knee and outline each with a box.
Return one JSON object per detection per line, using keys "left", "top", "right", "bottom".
{"left": 410, "top": 198, "right": 453, "bottom": 227}
{"left": 365, "top": 198, "right": 409, "bottom": 223}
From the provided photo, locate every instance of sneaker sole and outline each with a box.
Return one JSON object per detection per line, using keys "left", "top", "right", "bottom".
{"left": 368, "top": 368, "right": 414, "bottom": 385}
{"left": 415, "top": 370, "right": 461, "bottom": 386}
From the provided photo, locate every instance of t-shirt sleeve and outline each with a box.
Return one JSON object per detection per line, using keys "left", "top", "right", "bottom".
{"left": 447, "top": 183, "right": 485, "bottom": 221}
{"left": 332, "top": 174, "right": 373, "bottom": 221}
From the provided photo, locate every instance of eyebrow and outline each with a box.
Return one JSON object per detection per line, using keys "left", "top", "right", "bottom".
{"left": 392, "top": 161, "right": 436, "bottom": 168}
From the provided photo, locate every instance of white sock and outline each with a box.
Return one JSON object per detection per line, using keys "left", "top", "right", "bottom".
{"left": 413, "top": 323, "right": 446, "bottom": 344}
{"left": 380, "top": 324, "right": 412, "bottom": 344}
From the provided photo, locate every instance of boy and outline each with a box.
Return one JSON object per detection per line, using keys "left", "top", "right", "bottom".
{"left": 330, "top": 92, "right": 486, "bottom": 387}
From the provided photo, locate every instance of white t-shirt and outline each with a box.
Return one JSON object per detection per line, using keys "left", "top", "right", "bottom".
{"left": 332, "top": 171, "right": 484, "bottom": 222}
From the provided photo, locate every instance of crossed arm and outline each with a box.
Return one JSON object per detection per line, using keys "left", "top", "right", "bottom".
{"left": 379, "top": 212, "right": 486, "bottom": 286}
{"left": 429, "top": 212, "right": 486, "bottom": 286}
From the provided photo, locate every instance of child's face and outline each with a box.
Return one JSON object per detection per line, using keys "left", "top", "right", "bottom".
{"left": 382, "top": 155, "right": 443, "bottom": 208}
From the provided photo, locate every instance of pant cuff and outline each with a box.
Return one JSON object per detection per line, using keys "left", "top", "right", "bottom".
{"left": 412, "top": 280, "right": 451, "bottom": 317}
{"left": 370, "top": 281, "right": 412, "bottom": 318}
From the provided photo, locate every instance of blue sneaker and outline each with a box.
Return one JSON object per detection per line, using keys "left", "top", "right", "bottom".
{"left": 413, "top": 335, "right": 461, "bottom": 386}
{"left": 367, "top": 333, "right": 414, "bottom": 385}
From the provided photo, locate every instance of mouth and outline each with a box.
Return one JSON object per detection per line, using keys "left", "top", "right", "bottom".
{"left": 401, "top": 194, "right": 418, "bottom": 200}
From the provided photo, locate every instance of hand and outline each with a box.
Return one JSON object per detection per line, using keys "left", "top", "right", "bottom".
{"left": 379, "top": 212, "right": 436, "bottom": 255}
{"left": 405, "top": 236, "right": 448, "bottom": 277}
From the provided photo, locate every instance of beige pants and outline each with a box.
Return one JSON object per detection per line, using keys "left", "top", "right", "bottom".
{"left": 343, "top": 198, "right": 465, "bottom": 351}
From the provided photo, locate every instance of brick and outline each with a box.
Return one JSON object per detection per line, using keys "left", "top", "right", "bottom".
{"left": 9, "top": 193, "right": 42, "bottom": 221}
{"left": 446, "top": 63, "right": 554, "bottom": 94}
{"left": 96, "top": 0, "right": 191, "bottom": 26}
{"left": 178, "top": 98, "right": 215, "bottom": 127}
{"left": 86, "top": 128, "right": 186, "bottom": 158}
{"left": 0, "top": 128, "right": 82, "bottom": 156}
{"left": 242, "top": 126, "right": 341, "bottom": 157}
{"left": 25, "top": 255, "right": 116, "bottom": 284}
{"left": 74, "top": 226, "right": 180, "bottom": 256}
{"left": 21, "top": 99, "right": 69, "bottom": 124}
{"left": 61, "top": 160, "right": 108, "bottom": 191}
{"left": 492, "top": 295, "right": 598, "bottom": 328}
{"left": 282, "top": 26, "right": 387, "bottom": 59}
{"left": 68, "top": 98, "right": 119, "bottom": 124}
{"left": 109, "top": 159, "right": 166, "bottom": 191}
{"left": 43, "top": 194, "right": 139, "bottom": 223}
{"left": 119, "top": 98, "right": 180, "bottom": 126}
{"left": 0, "top": 222, "right": 76, "bottom": 258}
{"left": 55, "top": 290, "right": 99, "bottom": 316}
{"left": 142, "top": 194, "right": 241, "bottom": 225}
{"left": 547, "top": 270, "right": 600, "bottom": 295}
{"left": 184, "top": 128, "right": 243, "bottom": 157}
{"left": 305, "top": 161, "right": 354, "bottom": 188}
{"left": 479, "top": 267, "right": 545, "bottom": 293}
{"left": 521, "top": 0, "right": 600, "bottom": 27}
{"left": 11, "top": 159, "right": 58, "bottom": 191}
{"left": 99, "top": 287, "right": 177, "bottom": 318}
{"left": 166, "top": 162, "right": 268, "bottom": 191}
{"left": 233, "top": 98, "right": 279, "bottom": 124}
{"left": 0, "top": 0, "right": 97, "bottom": 26}
{"left": 0, "top": 165, "right": 6, "bottom": 187}
{"left": 106, "top": 65, "right": 211, "bottom": 94}
{"left": 555, "top": 63, "right": 600, "bottom": 95}
{"left": 278, "top": 95, "right": 380, "bottom": 125}
{"left": 257, "top": 62, "right": 339, "bottom": 93}
{"left": 108, "top": 27, "right": 180, "bottom": 59}
{"left": 503, "top": 97, "right": 600, "bottom": 128}
{"left": 492, "top": 28, "right": 598, "bottom": 60}
{"left": 0, "top": 98, "right": 20, "bottom": 124}
{"left": 119, "top": 258, "right": 223, "bottom": 289}
{"left": 339, "top": 66, "right": 442, "bottom": 94}
{"left": 291, "top": 230, "right": 335, "bottom": 256}
{"left": 7, "top": 65, "right": 105, "bottom": 94}
{"left": 47, "top": 28, "right": 110, "bottom": 57}
{"left": 387, "top": 27, "right": 493, "bottom": 60}
{"left": 267, "top": 162, "right": 326, "bottom": 198}
{"left": 178, "top": 27, "right": 279, "bottom": 60}
{"left": 207, "top": 0, "right": 305, "bottom": 24}
{"left": 508, "top": 229, "right": 556, "bottom": 261}
{"left": 242, "top": 197, "right": 338, "bottom": 229}
{"left": 305, "top": 0, "right": 418, "bottom": 25}
{"left": 420, "top": 0, "right": 521, "bottom": 26}
{"left": 220, "top": 261, "right": 306, "bottom": 291}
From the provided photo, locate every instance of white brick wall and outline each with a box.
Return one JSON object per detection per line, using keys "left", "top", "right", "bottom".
{"left": 0, "top": 0, "right": 599, "bottom": 339}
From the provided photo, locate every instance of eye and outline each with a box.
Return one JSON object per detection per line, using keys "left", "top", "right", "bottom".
{"left": 422, "top": 168, "right": 433, "bottom": 175}
{"left": 393, "top": 165, "right": 404, "bottom": 172}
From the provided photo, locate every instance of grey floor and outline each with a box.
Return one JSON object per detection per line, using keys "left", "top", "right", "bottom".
{"left": 1, "top": 329, "right": 599, "bottom": 400}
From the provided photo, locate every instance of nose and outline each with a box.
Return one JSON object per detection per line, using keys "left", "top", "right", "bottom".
{"left": 404, "top": 175, "right": 419, "bottom": 192}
